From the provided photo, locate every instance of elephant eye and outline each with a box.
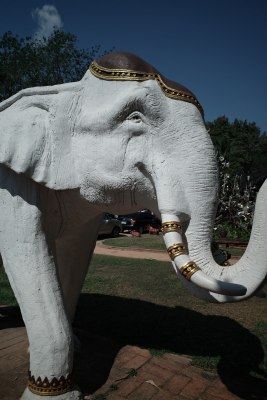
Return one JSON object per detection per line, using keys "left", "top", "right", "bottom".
{"left": 127, "top": 112, "right": 142, "bottom": 123}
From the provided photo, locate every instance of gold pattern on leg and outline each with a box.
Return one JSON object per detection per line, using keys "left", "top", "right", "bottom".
{"left": 27, "top": 371, "right": 73, "bottom": 396}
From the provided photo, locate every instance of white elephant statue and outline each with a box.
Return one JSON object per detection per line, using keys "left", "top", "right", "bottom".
{"left": 0, "top": 51, "right": 266, "bottom": 399}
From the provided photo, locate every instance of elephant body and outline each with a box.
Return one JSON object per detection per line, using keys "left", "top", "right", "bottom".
{"left": 0, "top": 52, "right": 266, "bottom": 399}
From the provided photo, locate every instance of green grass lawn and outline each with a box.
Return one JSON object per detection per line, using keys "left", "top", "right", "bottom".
{"left": 0, "top": 266, "right": 17, "bottom": 306}
{"left": 102, "top": 234, "right": 166, "bottom": 250}
{"left": 78, "top": 255, "right": 267, "bottom": 379}
{"left": 1, "top": 254, "right": 267, "bottom": 381}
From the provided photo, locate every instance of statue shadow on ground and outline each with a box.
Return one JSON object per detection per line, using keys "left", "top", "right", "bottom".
{"left": 1, "top": 297, "right": 266, "bottom": 400}
{"left": 0, "top": 305, "right": 24, "bottom": 329}
{"left": 73, "top": 293, "right": 267, "bottom": 400}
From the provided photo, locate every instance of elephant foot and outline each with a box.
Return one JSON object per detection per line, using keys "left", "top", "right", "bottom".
{"left": 20, "top": 386, "right": 83, "bottom": 400}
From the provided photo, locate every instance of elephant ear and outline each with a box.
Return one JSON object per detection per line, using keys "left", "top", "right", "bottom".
{"left": 0, "top": 83, "right": 80, "bottom": 189}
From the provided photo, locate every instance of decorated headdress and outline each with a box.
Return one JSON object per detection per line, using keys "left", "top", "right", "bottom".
{"left": 89, "top": 52, "right": 204, "bottom": 118}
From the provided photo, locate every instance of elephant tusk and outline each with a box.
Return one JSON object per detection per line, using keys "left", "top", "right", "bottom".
{"left": 161, "top": 214, "right": 247, "bottom": 296}
{"left": 189, "top": 270, "right": 247, "bottom": 296}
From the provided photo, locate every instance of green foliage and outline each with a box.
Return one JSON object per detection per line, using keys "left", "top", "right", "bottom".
{"left": 0, "top": 30, "right": 106, "bottom": 101}
{"left": 214, "top": 221, "right": 251, "bottom": 240}
{"left": 214, "top": 160, "right": 255, "bottom": 240}
{"left": 191, "top": 355, "right": 220, "bottom": 370}
{"left": 148, "top": 348, "right": 170, "bottom": 357}
{"left": 127, "top": 368, "right": 138, "bottom": 377}
{"left": 208, "top": 116, "right": 267, "bottom": 239}
{"left": 207, "top": 116, "right": 267, "bottom": 181}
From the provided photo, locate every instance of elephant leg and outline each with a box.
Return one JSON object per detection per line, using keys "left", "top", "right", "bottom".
{"left": 55, "top": 214, "right": 102, "bottom": 323}
{"left": 0, "top": 168, "right": 81, "bottom": 399}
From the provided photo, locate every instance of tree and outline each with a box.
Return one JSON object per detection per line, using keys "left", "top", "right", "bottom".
{"left": 214, "top": 156, "right": 256, "bottom": 239}
{"left": 0, "top": 30, "right": 106, "bottom": 102}
{"left": 207, "top": 116, "right": 267, "bottom": 239}
{"left": 207, "top": 116, "right": 267, "bottom": 185}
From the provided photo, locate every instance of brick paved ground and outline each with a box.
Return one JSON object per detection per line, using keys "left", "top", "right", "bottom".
{"left": 0, "top": 326, "right": 29, "bottom": 400}
{"left": 0, "top": 245, "right": 265, "bottom": 399}
{"left": 91, "top": 345, "right": 241, "bottom": 400}
{"left": 0, "top": 314, "right": 244, "bottom": 400}
{"left": 1, "top": 307, "right": 267, "bottom": 399}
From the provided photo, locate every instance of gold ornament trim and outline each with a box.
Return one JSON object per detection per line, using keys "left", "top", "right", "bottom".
{"left": 167, "top": 243, "right": 188, "bottom": 260}
{"left": 89, "top": 61, "right": 204, "bottom": 117}
{"left": 161, "top": 221, "right": 182, "bottom": 234}
{"left": 28, "top": 371, "right": 73, "bottom": 396}
{"left": 179, "top": 261, "right": 201, "bottom": 280}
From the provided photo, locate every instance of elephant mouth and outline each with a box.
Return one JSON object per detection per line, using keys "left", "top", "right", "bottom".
{"left": 161, "top": 213, "right": 247, "bottom": 297}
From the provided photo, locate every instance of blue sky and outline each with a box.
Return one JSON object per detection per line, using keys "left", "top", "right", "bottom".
{"left": 1, "top": 0, "right": 267, "bottom": 132}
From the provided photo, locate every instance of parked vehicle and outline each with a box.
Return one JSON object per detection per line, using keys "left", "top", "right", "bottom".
{"left": 118, "top": 210, "right": 161, "bottom": 234}
{"left": 98, "top": 213, "right": 122, "bottom": 237}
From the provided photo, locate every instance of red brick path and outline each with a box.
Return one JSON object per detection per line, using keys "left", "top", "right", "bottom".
{"left": 0, "top": 243, "right": 259, "bottom": 399}
{"left": 90, "top": 345, "right": 240, "bottom": 400}
{"left": 0, "top": 326, "right": 29, "bottom": 399}
{"left": 0, "top": 325, "right": 241, "bottom": 400}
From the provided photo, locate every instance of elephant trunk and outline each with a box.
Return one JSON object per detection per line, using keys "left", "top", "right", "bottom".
{"left": 151, "top": 110, "right": 267, "bottom": 302}
{"left": 161, "top": 178, "right": 267, "bottom": 302}
{"left": 161, "top": 213, "right": 247, "bottom": 298}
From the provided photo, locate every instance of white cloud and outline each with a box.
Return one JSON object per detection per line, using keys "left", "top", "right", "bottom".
{"left": 32, "top": 5, "right": 63, "bottom": 40}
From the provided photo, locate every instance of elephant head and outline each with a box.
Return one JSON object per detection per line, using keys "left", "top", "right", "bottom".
{"left": 1, "top": 51, "right": 266, "bottom": 304}
{"left": 82, "top": 52, "right": 267, "bottom": 302}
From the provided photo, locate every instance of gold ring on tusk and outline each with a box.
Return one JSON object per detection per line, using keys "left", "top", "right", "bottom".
{"left": 161, "top": 221, "right": 182, "bottom": 234}
{"left": 179, "top": 261, "right": 201, "bottom": 280}
{"left": 167, "top": 243, "right": 188, "bottom": 260}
